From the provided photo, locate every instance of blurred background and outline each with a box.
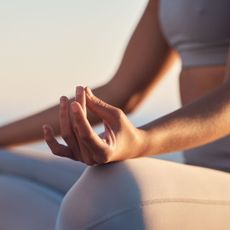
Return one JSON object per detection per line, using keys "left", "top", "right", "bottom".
{"left": 0, "top": 0, "right": 182, "bottom": 161}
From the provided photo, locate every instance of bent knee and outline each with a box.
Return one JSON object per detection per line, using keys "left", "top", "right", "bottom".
{"left": 56, "top": 158, "right": 176, "bottom": 229}
{"left": 56, "top": 158, "right": 230, "bottom": 229}
{"left": 56, "top": 160, "right": 142, "bottom": 229}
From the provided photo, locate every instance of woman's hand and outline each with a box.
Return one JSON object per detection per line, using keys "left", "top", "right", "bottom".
{"left": 43, "top": 86, "right": 146, "bottom": 165}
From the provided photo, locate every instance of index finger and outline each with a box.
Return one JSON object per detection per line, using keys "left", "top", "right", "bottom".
{"left": 71, "top": 101, "right": 103, "bottom": 147}
{"left": 75, "top": 86, "right": 86, "bottom": 114}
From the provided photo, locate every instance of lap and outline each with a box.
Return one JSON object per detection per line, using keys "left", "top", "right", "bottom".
{"left": 0, "top": 174, "right": 62, "bottom": 230}
{"left": 57, "top": 157, "right": 230, "bottom": 230}
{"left": 0, "top": 149, "right": 87, "bottom": 230}
{"left": 0, "top": 149, "right": 86, "bottom": 194}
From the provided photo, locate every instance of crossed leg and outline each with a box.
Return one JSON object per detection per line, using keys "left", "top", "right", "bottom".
{"left": 0, "top": 150, "right": 86, "bottom": 230}
{"left": 57, "top": 157, "right": 230, "bottom": 230}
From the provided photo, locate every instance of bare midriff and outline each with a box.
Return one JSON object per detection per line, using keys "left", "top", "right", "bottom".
{"left": 179, "top": 65, "right": 225, "bottom": 106}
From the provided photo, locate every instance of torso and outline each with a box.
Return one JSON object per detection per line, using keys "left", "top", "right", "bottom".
{"left": 158, "top": 0, "right": 230, "bottom": 171}
{"left": 159, "top": 0, "right": 229, "bottom": 103}
{"left": 180, "top": 66, "right": 225, "bottom": 106}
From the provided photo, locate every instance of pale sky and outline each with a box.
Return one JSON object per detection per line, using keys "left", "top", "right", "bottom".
{"left": 0, "top": 0, "right": 148, "bottom": 116}
{"left": 0, "top": 0, "right": 181, "bottom": 154}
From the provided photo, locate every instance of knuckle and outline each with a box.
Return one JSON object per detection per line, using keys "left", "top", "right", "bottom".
{"left": 95, "top": 98, "right": 108, "bottom": 109}
{"left": 94, "top": 152, "right": 110, "bottom": 164}
{"left": 96, "top": 98, "right": 104, "bottom": 106}
{"left": 113, "top": 108, "right": 124, "bottom": 120}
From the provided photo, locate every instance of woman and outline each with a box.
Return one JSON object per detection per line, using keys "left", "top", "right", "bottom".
{"left": 0, "top": 0, "right": 230, "bottom": 229}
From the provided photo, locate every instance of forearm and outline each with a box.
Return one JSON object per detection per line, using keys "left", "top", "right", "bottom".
{"left": 140, "top": 80, "right": 230, "bottom": 156}
{"left": 0, "top": 84, "right": 123, "bottom": 147}
{"left": 0, "top": 104, "right": 61, "bottom": 147}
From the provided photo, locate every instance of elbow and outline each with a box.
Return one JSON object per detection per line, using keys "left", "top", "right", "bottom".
{"left": 122, "top": 101, "right": 138, "bottom": 114}
{"left": 121, "top": 92, "right": 147, "bottom": 114}
{"left": 105, "top": 82, "right": 149, "bottom": 115}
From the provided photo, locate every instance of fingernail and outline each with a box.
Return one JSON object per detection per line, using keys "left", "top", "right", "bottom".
{"left": 85, "top": 87, "right": 93, "bottom": 96}
{"left": 60, "top": 96, "right": 68, "bottom": 107}
{"left": 76, "top": 86, "right": 83, "bottom": 96}
{"left": 60, "top": 96, "right": 67, "bottom": 102}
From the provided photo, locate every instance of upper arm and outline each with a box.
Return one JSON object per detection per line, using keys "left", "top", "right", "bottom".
{"left": 225, "top": 47, "right": 230, "bottom": 81}
{"left": 106, "top": 0, "right": 177, "bottom": 112}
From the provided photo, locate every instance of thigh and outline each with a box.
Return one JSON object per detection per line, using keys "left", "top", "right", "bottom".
{"left": 0, "top": 150, "right": 86, "bottom": 194}
{"left": 56, "top": 157, "right": 230, "bottom": 230}
{"left": 0, "top": 175, "right": 62, "bottom": 230}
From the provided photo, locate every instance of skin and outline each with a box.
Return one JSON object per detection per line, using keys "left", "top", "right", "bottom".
{"left": 43, "top": 86, "right": 145, "bottom": 165}
{"left": 180, "top": 66, "right": 226, "bottom": 105}
{"left": 43, "top": 72, "right": 230, "bottom": 165}
{"left": 0, "top": 0, "right": 229, "bottom": 166}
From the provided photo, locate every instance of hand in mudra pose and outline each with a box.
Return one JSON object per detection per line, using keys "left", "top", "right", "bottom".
{"left": 43, "top": 86, "right": 145, "bottom": 165}
{"left": 43, "top": 79, "right": 230, "bottom": 166}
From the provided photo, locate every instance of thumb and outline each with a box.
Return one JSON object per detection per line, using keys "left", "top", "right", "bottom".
{"left": 85, "top": 87, "right": 122, "bottom": 124}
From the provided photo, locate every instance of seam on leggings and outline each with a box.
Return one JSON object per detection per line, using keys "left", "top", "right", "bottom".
{"left": 83, "top": 198, "right": 230, "bottom": 230}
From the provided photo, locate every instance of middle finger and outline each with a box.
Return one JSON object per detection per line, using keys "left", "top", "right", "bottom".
{"left": 59, "top": 96, "right": 81, "bottom": 160}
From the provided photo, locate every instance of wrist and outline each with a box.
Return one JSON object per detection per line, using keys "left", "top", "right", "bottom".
{"left": 136, "top": 128, "right": 153, "bottom": 157}
{"left": 138, "top": 124, "right": 164, "bottom": 157}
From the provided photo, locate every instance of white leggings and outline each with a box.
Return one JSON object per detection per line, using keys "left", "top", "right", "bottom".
{"left": 57, "top": 157, "right": 230, "bottom": 230}
{"left": 0, "top": 150, "right": 85, "bottom": 230}
{"left": 1, "top": 150, "right": 230, "bottom": 230}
